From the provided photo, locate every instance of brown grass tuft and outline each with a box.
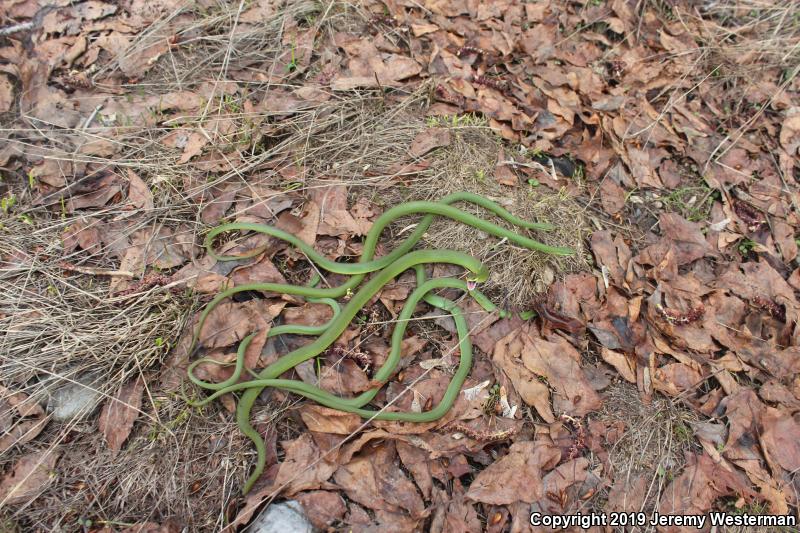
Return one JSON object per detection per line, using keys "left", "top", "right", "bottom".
{"left": 386, "top": 123, "right": 591, "bottom": 308}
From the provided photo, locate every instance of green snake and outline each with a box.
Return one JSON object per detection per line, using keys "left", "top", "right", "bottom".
{"left": 184, "top": 192, "right": 572, "bottom": 494}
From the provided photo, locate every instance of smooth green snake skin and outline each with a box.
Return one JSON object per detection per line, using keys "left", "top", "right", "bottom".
{"left": 184, "top": 192, "right": 572, "bottom": 494}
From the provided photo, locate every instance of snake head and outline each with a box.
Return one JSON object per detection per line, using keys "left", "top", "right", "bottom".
{"left": 466, "top": 265, "right": 490, "bottom": 288}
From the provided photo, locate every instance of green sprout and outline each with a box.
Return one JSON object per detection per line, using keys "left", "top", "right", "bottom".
{"left": 737, "top": 238, "right": 757, "bottom": 256}
{"left": 286, "top": 43, "right": 298, "bottom": 72}
{"left": 1, "top": 194, "right": 16, "bottom": 214}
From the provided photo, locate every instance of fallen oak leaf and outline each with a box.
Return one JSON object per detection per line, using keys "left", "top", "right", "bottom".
{"left": 409, "top": 128, "right": 451, "bottom": 158}
{"left": 309, "top": 185, "right": 365, "bottom": 237}
{"left": 0, "top": 450, "right": 61, "bottom": 505}
{"left": 658, "top": 451, "right": 759, "bottom": 532}
{"left": 295, "top": 490, "right": 347, "bottom": 530}
{"left": 465, "top": 440, "right": 561, "bottom": 505}
{"left": 0, "top": 386, "right": 47, "bottom": 453}
{"left": 0, "top": 74, "right": 14, "bottom": 112}
{"left": 98, "top": 376, "right": 145, "bottom": 453}
{"left": 298, "top": 404, "right": 362, "bottom": 435}
{"left": 494, "top": 147, "right": 517, "bottom": 186}
{"left": 493, "top": 323, "right": 555, "bottom": 423}
{"left": 273, "top": 433, "right": 338, "bottom": 497}
{"left": 760, "top": 407, "right": 800, "bottom": 476}
{"left": 126, "top": 169, "right": 153, "bottom": 210}
{"left": 334, "top": 441, "right": 425, "bottom": 517}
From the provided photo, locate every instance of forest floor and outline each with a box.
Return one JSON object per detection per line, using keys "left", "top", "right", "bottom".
{"left": 1, "top": 0, "right": 800, "bottom": 532}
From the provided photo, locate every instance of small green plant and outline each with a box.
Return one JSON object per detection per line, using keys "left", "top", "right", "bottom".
{"left": 572, "top": 163, "right": 585, "bottom": 182}
{"left": 737, "top": 238, "right": 757, "bottom": 256}
{"left": 222, "top": 94, "right": 241, "bottom": 113}
{"left": 27, "top": 169, "right": 36, "bottom": 188}
{"left": 475, "top": 169, "right": 487, "bottom": 183}
{"left": 660, "top": 184, "right": 716, "bottom": 222}
{"left": 728, "top": 499, "right": 770, "bottom": 516}
{"left": 483, "top": 383, "right": 501, "bottom": 415}
{"left": 1, "top": 193, "right": 16, "bottom": 214}
{"left": 426, "top": 113, "right": 486, "bottom": 128}
{"left": 286, "top": 43, "right": 298, "bottom": 72}
{"left": 673, "top": 421, "right": 693, "bottom": 444}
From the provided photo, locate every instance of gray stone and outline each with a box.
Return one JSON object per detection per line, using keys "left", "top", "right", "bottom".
{"left": 46, "top": 380, "right": 102, "bottom": 421}
{"left": 248, "top": 500, "right": 313, "bottom": 533}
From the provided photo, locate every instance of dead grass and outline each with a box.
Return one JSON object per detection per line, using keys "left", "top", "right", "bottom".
{"left": 22, "top": 397, "right": 245, "bottom": 531}
{"left": 591, "top": 382, "right": 700, "bottom": 529}
{"left": 389, "top": 123, "right": 590, "bottom": 307}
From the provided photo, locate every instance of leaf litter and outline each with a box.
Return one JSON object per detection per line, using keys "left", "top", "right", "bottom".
{"left": 1, "top": 0, "right": 800, "bottom": 530}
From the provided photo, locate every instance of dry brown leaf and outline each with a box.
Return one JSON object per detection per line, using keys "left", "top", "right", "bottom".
{"left": 606, "top": 473, "right": 649, "bottom": 513}
{"left": 283, "top": 302, "right": 334, "bottom": 327}
{"left": 310, "top": 185, "right": 368, "bottom": 237}
{"left": 273, "top": 433, "right": 338, "bottom": 497}
{"left": 61, "top": 219, "right": 102, "bottom": 254}
{"left": 600, "top": 347, "right": 636, "bottom": 383}
{"left": 599, "top": 178, "right": 626, "bottom": 215}
{"left": 493, "top": 324, "right": 554, "bottom": 422}
{"left": 531, "top": 457, "right": 590, "bottom": 513}
{"left": 200, "top": 184, "right": 236, "bottom": 224}
{"left": 494, "top": 147, "right": 517, "bottom": 186}
{"left": 229, "top": 256, "right": 286, "bottom": 294}
{"left": 317, "top": 359, "right": 372, "bottom": 395}
{"left": 0, "top": 74, "right": 13, "bottom": 113}
{"left": 334, "top": 442, "right": 425, "bottom": 518}
{"left": 162, "top": 129, "right": 208, "bottom": 164}
{"left": 409, "top": 128, "right": 451, "bottom": 158}
{"left": 522, "top": 336, "right": 601, "bottom": 417}
{"left": 126, "top": 169, "right": 153, "bottom": 210}
{"left": 779, "top": 107, "right": 800, "bottom": 156}
{"left": 760, "top": 407, "right": 800, "bottom": 475}
{"left": 298, "top": 405, "right": 362, "bottom": 435}
{"left": 658, "top": 451, "right": 757, "bottom": 532}
{"left": 98, "top": 376, "right": 145, "bottom": 453}
{"left": 653, "top": 362, "right": 703, "bottom": 396}
{"left": 277, "top": 200, "right": 319, "bottom": 247}
{"left": 494, "top": 323, "right": 602, "bottom": 419}
{"left": 0, "top": 450, "right": 61, "bottom": 505}
{"left": 465, "top": 440, "right": 560, "bottom": 505}
{"left": 396, "top": 441, "right": 433, "bottom": 500}
{"left": 295, "top": 490, "right": 347, "bottom": 530}
{"left": 0, "top": 387, "right": 46, "bottom": 453}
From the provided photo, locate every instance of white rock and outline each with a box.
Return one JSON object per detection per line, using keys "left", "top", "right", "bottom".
{"left": 47, "top": 381, "right": 101, "bottom": 421}
{"left": 248, "top": 500, "right": 313, "bottom": 533}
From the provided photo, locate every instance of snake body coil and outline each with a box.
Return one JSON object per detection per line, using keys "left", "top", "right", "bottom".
{"left": 185, "top": 192, "right": 572, "bottom": 493}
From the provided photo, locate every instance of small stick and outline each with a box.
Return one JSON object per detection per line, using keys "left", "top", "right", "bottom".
{"left": 59, "top": 261, "right": 134, "bottom": 278}
{"left": 0, "top": 21, "right": 34, "bottom": 37}
{"left": 81, "top": 104, "right": 104, "bottom": 131}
